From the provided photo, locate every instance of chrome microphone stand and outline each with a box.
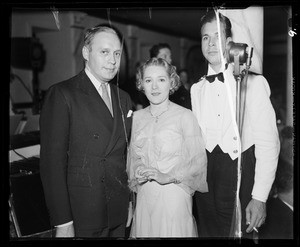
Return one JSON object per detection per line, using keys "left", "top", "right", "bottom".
{"left": 228, "top": 42, "right": 253, "bottom": 138}
{"left": 227, "top": 42, "right": 253, "bottom": 240}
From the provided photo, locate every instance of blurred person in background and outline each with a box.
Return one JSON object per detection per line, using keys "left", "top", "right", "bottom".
{"left": 149, "top": 43, "right": 172, "bottom": 64}
{"left": 170, "top": 69, "right": 192, "bottom": 109}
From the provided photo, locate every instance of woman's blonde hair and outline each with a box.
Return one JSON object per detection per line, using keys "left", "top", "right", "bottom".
{"left": 136, "top": 57, "right": 181, "bottom": 95}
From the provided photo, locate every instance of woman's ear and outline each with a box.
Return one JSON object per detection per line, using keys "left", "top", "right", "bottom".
{"left": 169, "top": 78, "right": 175, "bottom": 92}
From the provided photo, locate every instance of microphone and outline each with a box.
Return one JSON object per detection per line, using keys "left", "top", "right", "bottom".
{"left": 226, "top": 41, "right": 253, "bottom": 67}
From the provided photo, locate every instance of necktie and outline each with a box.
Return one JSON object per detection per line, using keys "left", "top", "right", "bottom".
{"left": 100, "top": 83, "right": 113, "bottom": 116}
{"left": 205, "top": 72, "right": 224, "bottom": 83}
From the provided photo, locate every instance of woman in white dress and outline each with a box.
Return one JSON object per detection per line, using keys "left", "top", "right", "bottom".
{"left": 127, "top": 57, "right": 208, "bottom": 238}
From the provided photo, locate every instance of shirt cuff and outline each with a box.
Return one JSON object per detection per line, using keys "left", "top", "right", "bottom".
{"left": 55, "top": 221, "right": 73, "bottom": 228}
{"left": 252, "top": 195, "right": 267, "bottom": 203}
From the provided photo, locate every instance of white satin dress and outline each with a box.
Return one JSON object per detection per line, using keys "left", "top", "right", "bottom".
{"left": 127, "top": 102, "right": 208, "bottom": 238}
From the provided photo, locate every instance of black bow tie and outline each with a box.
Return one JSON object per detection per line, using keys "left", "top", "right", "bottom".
{"left": 205, "top": 72, "right": 224, "bottom": 83}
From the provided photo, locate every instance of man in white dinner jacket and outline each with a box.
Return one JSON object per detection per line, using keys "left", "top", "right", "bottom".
{"left": 191, "top": 10, "right": 280, "bottom": 239}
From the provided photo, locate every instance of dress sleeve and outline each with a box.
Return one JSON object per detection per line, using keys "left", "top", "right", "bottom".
{"left": 126, "top": 113, "right": 143, "bottom": 193}
{"left": 168, "top": 110, "right": 208, "bottom": 195}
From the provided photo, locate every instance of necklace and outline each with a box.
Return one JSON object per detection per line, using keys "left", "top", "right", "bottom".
{"left": 149, "top": 103, "right": 170, "bottom": 123}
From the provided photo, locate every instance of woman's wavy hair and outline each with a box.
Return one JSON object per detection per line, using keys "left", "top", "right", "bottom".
{"left": 136, "top": 57, "right": 181, "bottom": 95}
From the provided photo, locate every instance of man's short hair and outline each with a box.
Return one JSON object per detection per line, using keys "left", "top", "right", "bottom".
{"left": 199, "top": 10, "right": 232, "bottom": 39}
{"left": 149, "top": 43, "right": 172, "bottom": 58}
{"left": 84, "top": 24, "right": 122, "bottom": 50}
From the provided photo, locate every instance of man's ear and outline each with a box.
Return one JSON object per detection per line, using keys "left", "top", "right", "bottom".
{"left": 224, "top": 37, "right": 233, "bottom": 59}
{"left": 226, "top": 37, "right": 233, "bottom": 48}
{"left": 82, "top": 46, "right": 89, "bottom": 61}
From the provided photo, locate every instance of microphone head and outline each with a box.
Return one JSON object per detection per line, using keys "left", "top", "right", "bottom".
{"left": 227, "top": 41, "right": 249, "bottom": 65}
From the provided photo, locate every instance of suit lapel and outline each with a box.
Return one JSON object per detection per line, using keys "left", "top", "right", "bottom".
{"left": 77, "top": 71, "right": 125, "bottom": 156}
{"left": 77, "top": 71, "right": 113, "bottom": 132}
{"left": 105, "top": 84, "right": 123, "bottom": 156}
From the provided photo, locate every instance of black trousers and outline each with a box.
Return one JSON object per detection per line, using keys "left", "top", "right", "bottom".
{"left": 194, "top": 145, "right": 256, "bottom": 239}
{"left": 75, "top": 222, "right": 126, "bottom": 238}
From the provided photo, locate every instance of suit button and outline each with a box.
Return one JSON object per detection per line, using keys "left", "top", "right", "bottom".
{"left": 101, "top": 158, "right": 106, "bottom": 162}
{"left": 101, "top": 177, "right": 105, "bottom": 182}
{"left": 94, "top": 134, "right": 99, "bottom": 139}
{"left": 233, "top": 136, "right": 237, "bottom": 140}
{"left": 233, "top": 150, "right": 238, "bottom": 153}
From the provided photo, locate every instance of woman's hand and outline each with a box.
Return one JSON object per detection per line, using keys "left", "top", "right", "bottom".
{"left": 141, "top": 168, "right": 178, "bottom": 185}
{"left": 134, "top": 166, "right": 148, "bottom": 184}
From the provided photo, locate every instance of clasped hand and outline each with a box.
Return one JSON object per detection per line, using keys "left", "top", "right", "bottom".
{"left": 135, "top": 166, "right": 172, "bottom": 185}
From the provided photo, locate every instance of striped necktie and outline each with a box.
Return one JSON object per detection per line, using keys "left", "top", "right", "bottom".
{"left": 100, "top": 83, "right": 113, "bottom": 116}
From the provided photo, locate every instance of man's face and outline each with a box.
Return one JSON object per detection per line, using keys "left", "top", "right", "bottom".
{"left": 83, "top": 31, "right": 121, "bottom": 83}
{"left": 157, "top": 48, "right": 172, "bottom": 64}
{"left": 201, "top": 19, "right": 231, "bottom": 71}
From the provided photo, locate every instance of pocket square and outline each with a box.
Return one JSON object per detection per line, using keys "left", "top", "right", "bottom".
{"left": 127, "top": 110, "right": 133, "bottom": 118}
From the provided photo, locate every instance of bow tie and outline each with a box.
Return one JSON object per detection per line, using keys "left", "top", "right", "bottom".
{"left": 205, "top": 72, "right": 224, "bottom": 83}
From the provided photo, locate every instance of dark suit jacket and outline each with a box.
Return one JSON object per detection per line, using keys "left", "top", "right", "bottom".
{"left": 39, "top": 70, "right": 132, "bottom": 233}
{"left": 260, "top": 197, "right": 293, "bottom": 239}
{"left": 170, "top": 85, "right": 191, "bottom": 110}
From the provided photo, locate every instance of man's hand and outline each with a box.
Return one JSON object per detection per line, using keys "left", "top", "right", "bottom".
{"left": 245, "top": 198, "right": 266, "bottom": 233}
{"left": 55, "top": 223, "right": 75, "bottom": 237}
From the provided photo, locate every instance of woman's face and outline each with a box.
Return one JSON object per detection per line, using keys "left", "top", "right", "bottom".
{"left": 142, "top": 65, "right": 172, "bottom": 105}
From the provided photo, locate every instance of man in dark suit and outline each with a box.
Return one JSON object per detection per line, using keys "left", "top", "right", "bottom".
{"left": 259, "top": 158, "right": 293, "bottom": 239}
{"left": 260, "top": 128, "right": 294, "bottom": 239}
{"left": 39, "top": 25, "right": 133, "bottom": 238}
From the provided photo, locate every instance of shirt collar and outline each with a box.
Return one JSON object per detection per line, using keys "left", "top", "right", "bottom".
{"left": 85, "top": 65, "right": 108, "bottom": 90}
{"left": 281, "top": 198, "right": 293, "bottom": 211}
{"left": 207, "top": 62, "right": 226, "bottom": 76}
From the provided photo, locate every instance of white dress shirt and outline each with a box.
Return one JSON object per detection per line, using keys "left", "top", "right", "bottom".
{"left": 191, "top": 63, "right": 280, "bottom": 202}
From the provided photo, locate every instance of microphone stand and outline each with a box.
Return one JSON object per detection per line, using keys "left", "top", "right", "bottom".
{"left": 231, "top": 47, "right": 253, "bottom": 241}
{"left": 233, "top": 47, "right": 253, "bottom": 143}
